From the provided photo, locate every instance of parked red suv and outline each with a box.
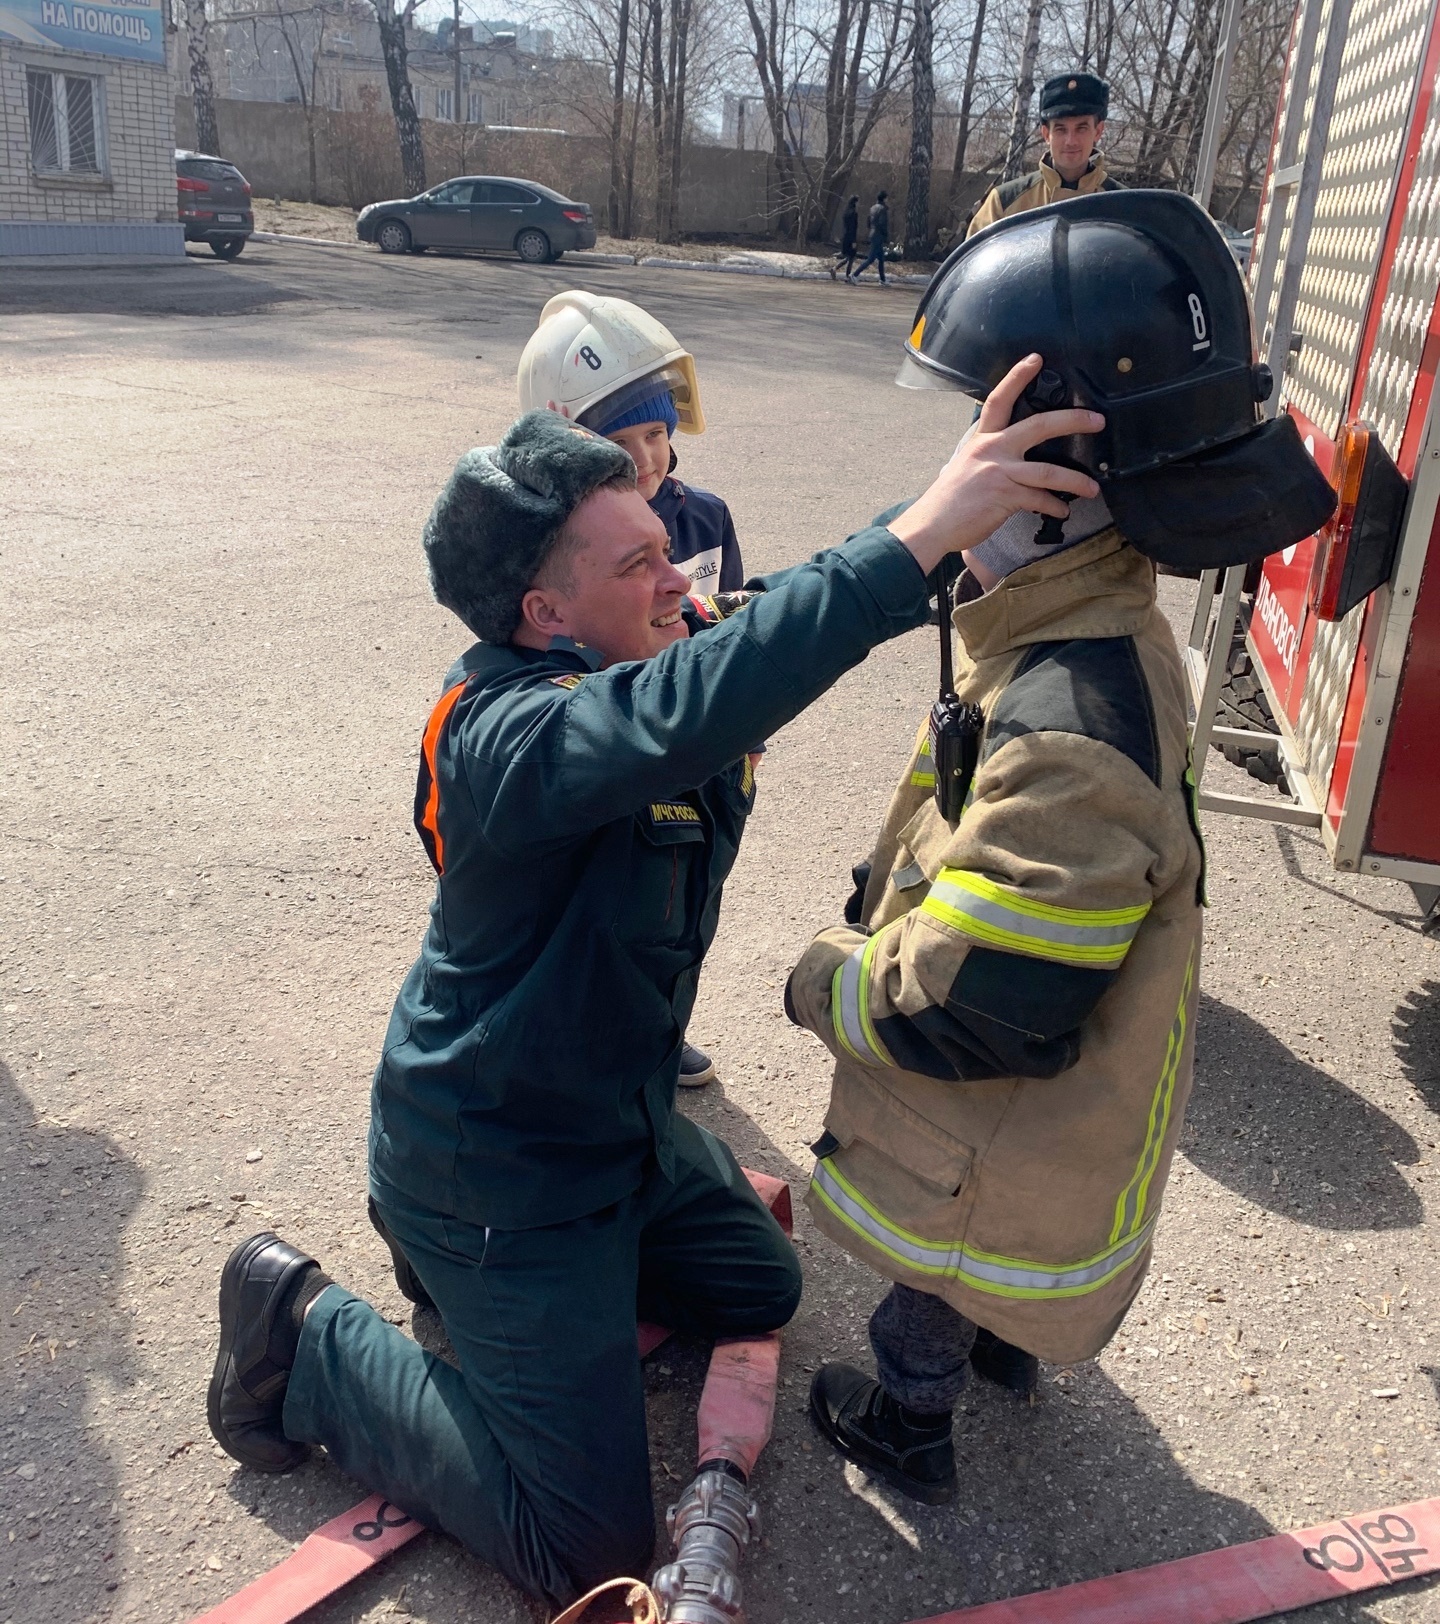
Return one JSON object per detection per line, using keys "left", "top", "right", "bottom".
{"left": 176, "top": 149, "right": 254, "bottom": 259}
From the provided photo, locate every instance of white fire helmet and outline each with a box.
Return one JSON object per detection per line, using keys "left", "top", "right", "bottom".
{"left": 517, "top": 290, "right": 706, "bottom": 435}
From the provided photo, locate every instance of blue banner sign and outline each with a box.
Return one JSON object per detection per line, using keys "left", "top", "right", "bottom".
{"left": 0, "top": 0, "right": 166, "bottom": 64}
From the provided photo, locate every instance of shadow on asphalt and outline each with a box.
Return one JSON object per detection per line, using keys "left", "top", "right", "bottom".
{"left": 0, "top": 1059, "right": 146, "bottom": 1623}
{"left": 1184, "top": 994, "right": 1422, "bottom": 1230}
{"left": 0, "top": 254, "right": 305, "bottom": 318}
{"left": 1393, "top": 979, "right": 1440, "bottom": 1119}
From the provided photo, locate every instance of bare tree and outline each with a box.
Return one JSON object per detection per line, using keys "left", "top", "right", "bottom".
{"left": 185, "top": 0, "right": 222, "bottom": 155}
{"left": 740, "top": 0, "right": 912, "bottom": 243}
{"left": 235, "top": 0, "right": 334, "bottom": 201}
{"left": 373, "top": 0, "right": 425, "bottom": 193}
{"left": 608, "top": 0, "right": 632, "bottom": 232}
{"left": 1001, "top": 0, "right": 1041, "bottom": 180}
{"left": 904, "top": 0, "right": 933, "bottom": 257}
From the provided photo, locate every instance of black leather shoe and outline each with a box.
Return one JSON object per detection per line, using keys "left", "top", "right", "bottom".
{"left": 207, "top": 1232, "right": 316, "bottom": 1472}
{"left": 809, "top": 1363, "right": 956, "bottom": 1504}
{"left": 367, "top": 1197, "right": 435, "bottom": 1310}
{"left": 970, "top": 1326, "right": 1039, "bottom": 1397}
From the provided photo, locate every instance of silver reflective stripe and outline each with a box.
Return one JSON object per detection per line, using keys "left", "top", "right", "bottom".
{"left": 812, "top": 1159, "right": 1154, "bottom": 1297}
{"left": 835, "top": 942, "right": 887, "bottom": 1065}
{"left": 926, "top": 877, "right": 1141, "bottom": 951}
{"left": 813, "top": 1159, "right": 960, "bottom": 1272}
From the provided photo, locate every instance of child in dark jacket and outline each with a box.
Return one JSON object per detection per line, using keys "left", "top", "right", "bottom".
{"left": 517, "top": 291, "right": 747, "bottom": 1085}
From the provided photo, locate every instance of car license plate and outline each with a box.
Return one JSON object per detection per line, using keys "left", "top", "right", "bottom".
{"left": 218, "top": 214, "right": 243, "bottom": 223}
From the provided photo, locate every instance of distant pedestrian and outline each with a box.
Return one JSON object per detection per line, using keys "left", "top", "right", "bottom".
{"left": 830, "top": 195, "right": 859, "bottom": 280}
{"left": 849, "top": 191, "right": 890, "bottom": 284}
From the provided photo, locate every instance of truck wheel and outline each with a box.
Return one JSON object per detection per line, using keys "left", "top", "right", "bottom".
{"left": 1213, "top": 633, "right": 1289, "bottom": 792}
{"left": 211, "top": 236, "right": 246, "bottom": 260}
{"left": 515, "top": 228, "right": 552, "bottom": 263}
{"left": 377, "top": 220, "right": 412, "bottom": 255}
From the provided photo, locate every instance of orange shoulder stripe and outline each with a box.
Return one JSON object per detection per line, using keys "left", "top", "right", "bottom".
{"left": 418, "top": 680, "right": 468, "bottom": 875}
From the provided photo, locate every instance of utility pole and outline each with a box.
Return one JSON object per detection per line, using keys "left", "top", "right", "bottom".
{"left": 453, "top": 0, "right": 463, "bottom": 125}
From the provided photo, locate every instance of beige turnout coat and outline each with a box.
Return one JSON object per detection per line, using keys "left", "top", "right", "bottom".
{"left": 967, "top": 152, "right": 1121, "bottom": 238}
{"left": 786, "top": 530, "right": 1204, "bottom": 1363}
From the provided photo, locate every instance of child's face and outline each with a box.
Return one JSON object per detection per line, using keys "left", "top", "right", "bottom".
{"left": 605, "top": 420, "right": 672, "bottom": 501}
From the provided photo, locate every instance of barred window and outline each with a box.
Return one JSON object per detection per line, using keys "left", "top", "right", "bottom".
{"left": 27, "top": 70, "right": 103, "bottom": 174}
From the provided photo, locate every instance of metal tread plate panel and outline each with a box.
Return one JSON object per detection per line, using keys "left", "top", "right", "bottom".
{"left": 1251, "top": 0, "right": 1333, "bottom": 340}
{"left": 1294, "top": 600, "right": 1366, "bottom": 785}
{"left": 1279, "top": 0, "right": 1430, "bottom": 439}
{"left": 1355, "top": 76, "right": 1440, "bottom": 453}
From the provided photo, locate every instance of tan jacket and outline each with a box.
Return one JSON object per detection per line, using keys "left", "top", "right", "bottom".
{"left": 787, "top": 531, "right": 1204, "bottom": 1363}
{"left": 967, "top": 152, "right": 1121, "bottom": 237}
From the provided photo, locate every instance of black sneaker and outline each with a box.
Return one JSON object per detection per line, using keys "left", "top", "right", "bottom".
{"left": 970, "top": 1326, "right": 1039, "bottom": 1397}
{"left": 207, "top": 1232, "right": 318, "bottom": 1472}
{"left": 809, "top": 1363, "right": 956, "bottom": 1504}
{"left": 678, "top": 1042, "right": 717, "bottom": 1088}
{"left": 368, "top": 1196, "right": 435, "bottom": 1310}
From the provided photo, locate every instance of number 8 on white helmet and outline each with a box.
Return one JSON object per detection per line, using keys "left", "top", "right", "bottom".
{"left": 517, "top": 290, "right": 706, "bottom": 435}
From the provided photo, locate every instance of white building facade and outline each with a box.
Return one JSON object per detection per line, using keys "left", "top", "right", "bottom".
{"left": 0, "top": 0, "right": 182, "bottom": 254}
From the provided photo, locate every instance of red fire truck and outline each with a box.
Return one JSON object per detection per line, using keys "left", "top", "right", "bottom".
{"left": 1186, "top": 0, "right": 1440, "bottom": 917}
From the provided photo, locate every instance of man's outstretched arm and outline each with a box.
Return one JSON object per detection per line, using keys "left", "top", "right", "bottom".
{"left": 476, "top": 359, "right": 1105, "bottom": 847}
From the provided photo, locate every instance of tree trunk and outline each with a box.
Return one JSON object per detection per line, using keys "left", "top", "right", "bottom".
{"left": 649, "top": 0, "right": 668, "bottom": 239}
{"left": 184, "top": 0, "right": 221, "bottom": 156}
{"left": 622, "top": 23, "right": 644, "bottom": 236}
{"left": 665, "top": 0, "right": 690, "bottom": 242}
{"left": 375, "top": 0, "right": 426, "bottom": 195}
{"left": 904, "top": 0, "right": 933, "bottom": 259}
{"left": 608, "top": 0, "right": 631, "bottom": 236}
{"left": 1003, "top": 0, "right": 1043, "bottom": 181}
{"left": 945, "top": 0, "right": 987, "bottom": 222}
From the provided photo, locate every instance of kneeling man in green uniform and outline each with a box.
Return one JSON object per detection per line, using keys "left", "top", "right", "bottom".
{"left": 204, "top": 380, "right": 1102, "bottom": 1608}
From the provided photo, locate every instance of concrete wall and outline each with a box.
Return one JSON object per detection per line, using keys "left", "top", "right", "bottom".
{"left": 175, "top": 93, "right": 997, "bottom": 243}
{"left": 2, "top": 40, "right": 175, "bottom": 225}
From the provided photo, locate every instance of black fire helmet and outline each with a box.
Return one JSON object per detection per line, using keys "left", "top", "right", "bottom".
{"left": 898, "top": 189, "right": 1336, "bottom": 569}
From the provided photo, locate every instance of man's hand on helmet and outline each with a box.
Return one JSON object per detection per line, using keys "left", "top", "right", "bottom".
{"left": 888, "top": 354, "right": 1104, "bottom": 578}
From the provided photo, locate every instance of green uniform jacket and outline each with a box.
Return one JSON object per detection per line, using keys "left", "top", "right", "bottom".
{"left": 369, "top": 526, "right": 931, "bottom": 1230}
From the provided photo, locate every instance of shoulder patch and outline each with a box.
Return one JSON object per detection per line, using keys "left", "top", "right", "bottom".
{"left": 548, "top": 672, "right": 585, "bottom": 690}
{"left": 997, "top": 173, "right": 1040, "bottom": 212}
{"left": 983, "top": 636, "right": 1162, "bottom": 786}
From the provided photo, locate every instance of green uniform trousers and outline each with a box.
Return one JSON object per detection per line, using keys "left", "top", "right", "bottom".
{"left": 281, "top": 1117, "right": 801, "bottom": 1609}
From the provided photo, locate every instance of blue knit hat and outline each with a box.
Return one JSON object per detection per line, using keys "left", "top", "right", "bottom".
{"left": 592, "top": 386, "right": 679, "bottom": 438}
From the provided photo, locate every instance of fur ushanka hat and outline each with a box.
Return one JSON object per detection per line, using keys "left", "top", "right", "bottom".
{"left": 423, "top": 410, "right": 635, "bottom": 643}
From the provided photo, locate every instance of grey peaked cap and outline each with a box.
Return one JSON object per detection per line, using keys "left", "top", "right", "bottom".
{"left": 423, "top": 409, "right": 636, "bottom": 644}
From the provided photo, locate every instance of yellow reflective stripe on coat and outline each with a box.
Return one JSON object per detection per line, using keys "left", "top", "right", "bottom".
{"left": 830, "top": 931, "right": 894, "bottom": 1068}
{"left": 910, "top": 735, "right": 935, "bottom": 788}
{"left": 921, "top": 868, "right": 1150, "bottom": 967}
{"left": 1110, "top": 946, "right": 1195, "bottom": 1244}
{"left": 811, "top": 1158, "right": 1154, "bottom": 1299}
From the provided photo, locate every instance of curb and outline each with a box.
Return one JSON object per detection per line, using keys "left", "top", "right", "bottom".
{"left": 250, "top": 230, "right": 932, "bottom": 285}
{"left": 251, "top": 230, "right": 362, "bottom": 250}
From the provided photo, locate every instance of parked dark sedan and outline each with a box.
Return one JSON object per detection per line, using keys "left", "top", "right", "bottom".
{"left": 176, "top": 150, "right": 254, "bottom": 259}
{"left": 356, "top": 177, "right": 596, "bottom": 263}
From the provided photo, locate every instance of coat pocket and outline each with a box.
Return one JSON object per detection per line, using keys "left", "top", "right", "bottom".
{"left": 812, "top": 1065, "right": 977, "bottom": 1275}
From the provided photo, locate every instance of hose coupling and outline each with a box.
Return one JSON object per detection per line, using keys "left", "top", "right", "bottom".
{"left": 652, "top": 1467, "right": 760, "bottom": 1623}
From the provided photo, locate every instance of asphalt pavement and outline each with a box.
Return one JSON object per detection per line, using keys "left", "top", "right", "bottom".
{"left": 3, "top": 240, "right": 1439, "bottom": 1624}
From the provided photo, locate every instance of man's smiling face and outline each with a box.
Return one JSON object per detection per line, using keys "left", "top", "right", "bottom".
{"left": 519, "top": 483, "right": 693, "bottom": 666}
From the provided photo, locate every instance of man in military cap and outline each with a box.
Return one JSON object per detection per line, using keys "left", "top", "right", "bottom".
{"left": 967, "top": 71, "right": 1120, "bottom": 237}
